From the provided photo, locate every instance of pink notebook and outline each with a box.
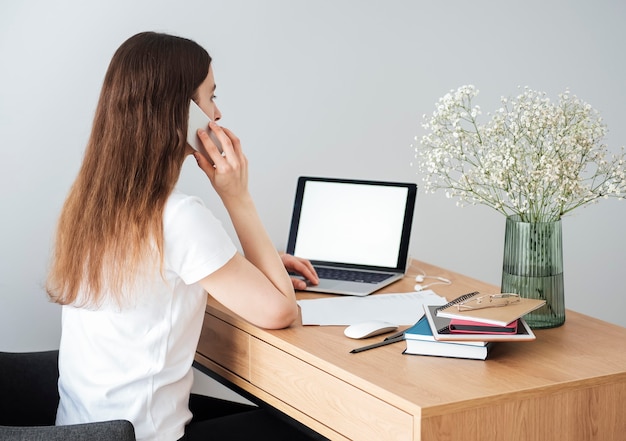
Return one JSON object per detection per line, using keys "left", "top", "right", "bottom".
{"left": 449, "top": 318, "right": 518, "bottom": 334}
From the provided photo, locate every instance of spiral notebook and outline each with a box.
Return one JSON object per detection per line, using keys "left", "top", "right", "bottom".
{"left": 423, "top": 303, "right": 536, "bottom": 342}
{"left": 436, "top": 291, "right": 546, "bottom": 326}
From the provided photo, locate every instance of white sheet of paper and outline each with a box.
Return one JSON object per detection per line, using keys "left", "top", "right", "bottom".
{"left": 297, "top": 290, "right": 448, "bottom": 326}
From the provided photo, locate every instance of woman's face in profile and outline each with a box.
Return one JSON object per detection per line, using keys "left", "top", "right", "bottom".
{"left": 195, "top": 65, "right": 221, "bottom": 122}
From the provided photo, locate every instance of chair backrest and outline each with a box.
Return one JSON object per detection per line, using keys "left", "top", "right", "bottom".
{"left": 0, "top": 420, "right": 136, "bottom": 441}
{"left": 0, "top": 350, "right": 60, "bottom": 426}
{"left": 0, "top": 350, "right": 136, "bottom": 440}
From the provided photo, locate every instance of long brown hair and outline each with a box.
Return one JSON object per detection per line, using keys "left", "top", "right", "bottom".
{"left": 47, "top": 32, "right": 211, "bottom": 306}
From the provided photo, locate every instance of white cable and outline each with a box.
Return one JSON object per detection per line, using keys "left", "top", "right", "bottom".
{"left": 414, "top": 269, "right": 451, "bottom": 292}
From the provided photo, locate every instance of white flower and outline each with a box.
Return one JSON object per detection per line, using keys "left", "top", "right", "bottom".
{"left": 414, "top": 85, "right": 626, "bottom": 222}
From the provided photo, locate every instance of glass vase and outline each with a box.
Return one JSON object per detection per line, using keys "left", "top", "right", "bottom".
{"left": 501, "top": 215, "right": 565, "bottom": 328}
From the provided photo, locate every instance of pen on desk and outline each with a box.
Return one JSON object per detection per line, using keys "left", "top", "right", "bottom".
{"left": 383, "top": 330, "right": 405, "bottom": 341}
{"left": 350, "top": 334, "right": 405, "bottom": 354}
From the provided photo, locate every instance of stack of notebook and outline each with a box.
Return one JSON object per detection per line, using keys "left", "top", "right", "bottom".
{"left": 404, "top": 292, "right": 545, "bottom": 360}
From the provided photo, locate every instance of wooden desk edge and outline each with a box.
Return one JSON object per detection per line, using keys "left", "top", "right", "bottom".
{"left": 193, "top": 352, "right": 350, "bottom": 441}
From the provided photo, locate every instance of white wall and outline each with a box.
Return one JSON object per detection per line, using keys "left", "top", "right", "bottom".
{"left": 2, "top": 0, "right": 625, "bottom": 357}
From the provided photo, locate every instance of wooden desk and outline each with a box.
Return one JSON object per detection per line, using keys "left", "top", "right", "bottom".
{"left": 194, "top": 260, "right": 626, "bottom": 441}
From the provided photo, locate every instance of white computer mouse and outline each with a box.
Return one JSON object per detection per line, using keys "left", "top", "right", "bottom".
{"left": 344, "top": 320, "right": 399, "bottom": 339}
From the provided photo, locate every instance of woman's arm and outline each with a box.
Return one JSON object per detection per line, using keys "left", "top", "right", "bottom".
{"left": 192, "top": 123, "right": 298, "bottom": 329}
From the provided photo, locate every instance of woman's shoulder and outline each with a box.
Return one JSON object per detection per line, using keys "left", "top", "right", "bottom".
{"left": 164, "top": 190, "right": 207, "bottom": 219}
{"left": 163, "top": 190, "right": 223, "bottom": 232}
{"left": 167, "top": 189, "right": 204, "bottom": 207}
{"left": 162, "top": 190, "right": 236, "bottom": 281}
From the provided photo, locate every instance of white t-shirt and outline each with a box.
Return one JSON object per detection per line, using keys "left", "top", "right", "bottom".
{"left": 56, "top": 191, "right": 237, "bottom": 441}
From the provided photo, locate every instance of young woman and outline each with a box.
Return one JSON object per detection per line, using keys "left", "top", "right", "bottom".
{"left": 46, "top": 32, "right": 319, "bottom": 441}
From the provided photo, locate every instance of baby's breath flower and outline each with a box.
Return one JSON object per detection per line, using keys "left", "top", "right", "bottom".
{"left": 414, "top": 85, "right": 626, "bottom": 222}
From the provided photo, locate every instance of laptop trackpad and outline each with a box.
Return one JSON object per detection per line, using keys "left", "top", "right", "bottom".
{"left": 305, "top": 279, "right": 373, "bottom": 296}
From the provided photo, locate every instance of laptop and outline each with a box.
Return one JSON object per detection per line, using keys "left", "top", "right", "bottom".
{"left": 286, "top": 176, "right": 417, "bottom": 296}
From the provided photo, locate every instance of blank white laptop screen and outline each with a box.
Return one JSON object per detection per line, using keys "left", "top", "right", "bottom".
{"left": 289, "top": 178, "right": 414, "bottom": 269}
{"left": 286, "top": 177, "right": 417, "bottom": 296}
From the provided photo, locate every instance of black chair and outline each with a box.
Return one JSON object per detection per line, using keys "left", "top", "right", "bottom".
{"left": 0, "top": 350, "right": 135, "bottom": 441}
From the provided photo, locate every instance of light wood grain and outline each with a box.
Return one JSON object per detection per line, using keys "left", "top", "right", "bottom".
{"left": 422, "top": 381, "right": 626, "bottom": 441}
{"left": 194, "top": 351, "right": 351, "bottom": 441}
{"left": 250, "top": 336, "right": 413, "bottom": 441}
{"left": 196, "top": 259, "right": 626, "bottom": 440}
{"left": 196, "top": 314, "right": 250, "bottom": 380}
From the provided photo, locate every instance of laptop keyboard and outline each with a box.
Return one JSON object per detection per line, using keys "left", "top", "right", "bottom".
{"left": 315, "top": 267, "right": 393, "bottom": 284}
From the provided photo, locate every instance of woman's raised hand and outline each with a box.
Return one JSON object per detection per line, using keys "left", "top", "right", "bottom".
{"left": 193, "top": 122, "right": 249, "bottom": 202}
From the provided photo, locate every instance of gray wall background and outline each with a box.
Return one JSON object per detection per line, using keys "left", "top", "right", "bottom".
{"left": 2, "top": 0, "right": 625, "bottom": 358}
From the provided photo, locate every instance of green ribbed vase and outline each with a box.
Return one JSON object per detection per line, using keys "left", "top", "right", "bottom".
{"left": 501, "top": 215, "right": 565, "bottom": 328}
